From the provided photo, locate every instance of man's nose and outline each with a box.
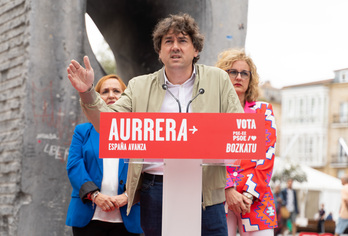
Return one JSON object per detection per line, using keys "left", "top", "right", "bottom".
{"left": 172, "top": 40, "right": 179, "bottom": 50}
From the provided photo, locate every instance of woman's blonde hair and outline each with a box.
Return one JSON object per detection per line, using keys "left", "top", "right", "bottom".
{"left": 95, "top": 74, "right": 126, "bottom": 93}
{"left": 216, "top": 48, "right": 259, "bottom": 102}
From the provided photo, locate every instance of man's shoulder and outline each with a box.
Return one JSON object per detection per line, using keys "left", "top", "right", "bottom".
{"left": 130, "top": 69, "right": 162, "bottom": 83}
{"left": 195, "top": 64, "right": 229, "bottom": 83}
{"left": 196, "top": 64, "right": 226, "bottom": 74}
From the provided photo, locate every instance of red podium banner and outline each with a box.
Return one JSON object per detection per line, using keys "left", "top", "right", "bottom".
{"left": 99, "top": 112, "right": 265, "bottom": 159}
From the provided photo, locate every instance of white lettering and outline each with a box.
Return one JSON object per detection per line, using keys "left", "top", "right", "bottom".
{"left": 120, "top": 119, "right": 131, "bottom": 140}
{"left": 166, "top": 119, "right": 176, "bottom": 141}
{"left": 128, "top": 143, "right": 147, "bottom": 150}
{"left": 132, "top": 118, "right": 142, "bottom": 141}
{"left": 233, "top": 136, "right": 246, "bottom": 141}
{"left": 236, "top": 119, "right": 256, "bottom": 129}
{"left": 108, "top": 118, "right": 188, "bottom": 142}
{"left": 109, "top": 118, "right": 119, "bottom": 141}
{"left": 109, "top": 142, "right": 127, "bottom": 150}
{"left": 226, "top": 143, "right": 257, "bottom": 153}
{"left": 226, "top": 143, "right": 231, "bottom": 152}
{"left": 155, "top": 119, "right": 164, "bottom": 141}
{"left": 144, "top": 119, "right": 154, "bottom": 141}
{"left": 177, "top": 119, "right": 187, "bottom": 141}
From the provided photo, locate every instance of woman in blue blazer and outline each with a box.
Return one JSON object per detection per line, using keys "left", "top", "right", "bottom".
{"left": 66, "top": 75, "right": 142, "bottom": 236}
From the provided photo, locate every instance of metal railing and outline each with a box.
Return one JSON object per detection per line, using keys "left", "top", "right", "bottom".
{"left": 330, "top": 154, "right": 348, "bottom": 167}
{"left": 332, "top": 114, "right": 348, "bottom": 124}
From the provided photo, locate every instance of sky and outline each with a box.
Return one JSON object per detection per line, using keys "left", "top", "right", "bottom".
{"left": 85, "top": 14, "right": 114, "bottom": 63}
{"left": 86, "top": 0, "right": 348, "bottom": 89}
{"left": 246, "top": 0, "right": 348, "bottom": 88}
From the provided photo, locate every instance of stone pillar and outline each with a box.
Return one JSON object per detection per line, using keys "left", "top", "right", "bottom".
{"left": 17, "top": 0, "right": 104, "bottom": 235}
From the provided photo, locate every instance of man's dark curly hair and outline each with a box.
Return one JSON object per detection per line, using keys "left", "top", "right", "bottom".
{"left": 152, "top": 13, "right": 204, "bottom": 64}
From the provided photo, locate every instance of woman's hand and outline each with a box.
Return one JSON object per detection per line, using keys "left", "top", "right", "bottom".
{"left": 225, "top": 187, "right": 252, "bottom": 215}
{"left": 112, "top": 193, "right": 128, "bottom": 208}
{"left": 94, "top": 192, "right": 119, "bottom": 212}
{"left": 94, "top": 192, "right": 129, "bottom": 212}
{"left": 67, "top": 56, "right": 94, "bottom": 93}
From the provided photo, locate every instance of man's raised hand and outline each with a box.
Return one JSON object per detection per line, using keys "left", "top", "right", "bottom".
{"left": 67, "top": 56, "right": 94, "bottom": 93}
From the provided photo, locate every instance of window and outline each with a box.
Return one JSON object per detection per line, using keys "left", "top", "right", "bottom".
{"left": 308, "top": 136, "right": 313, "bottom": 156}
{"left": 338, "top": 144, "right": 347, "bottom": 163}
{"left": 340, "top": 102, "right": 348, "bottom": 123}
{"left": 310, "top": 97, "right": 316, "bottom": 122}
{"left": 338, "top": 138, "right": 348, "bottom": 164}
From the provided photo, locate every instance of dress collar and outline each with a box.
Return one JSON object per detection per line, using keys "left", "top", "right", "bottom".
{"left": 244, "top": 101, "right": 256, "bottom": 113}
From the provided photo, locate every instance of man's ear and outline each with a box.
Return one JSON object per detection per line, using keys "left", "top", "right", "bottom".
{"left": 194, "top": 49, "right": 199, "bottom": 58}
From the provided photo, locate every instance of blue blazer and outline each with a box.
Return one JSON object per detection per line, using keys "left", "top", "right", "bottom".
{"left": 281, "top": 188, "right": 299, "bottom": 214}
{"left": 65, "top": 123, "right": 142, "bottom": 234}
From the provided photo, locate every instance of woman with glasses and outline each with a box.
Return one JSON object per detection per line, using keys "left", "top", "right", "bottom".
{"left": 216, "top": 49, "right": 277, "bottom": 236}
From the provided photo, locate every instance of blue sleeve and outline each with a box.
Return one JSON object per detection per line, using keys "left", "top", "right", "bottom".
{"left": 66, "top": 123, "right": 98, "bottom": 202}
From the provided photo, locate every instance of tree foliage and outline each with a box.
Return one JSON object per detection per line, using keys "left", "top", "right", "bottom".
{"left": 272, "top": 162, "right": 307, "bottom": 183}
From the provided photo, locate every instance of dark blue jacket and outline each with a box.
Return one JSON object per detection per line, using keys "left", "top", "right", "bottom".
{"left": 281, "top": 188, "right": 299, "bottom": 214}
{"left": 65, "top": 123, "right": 142, "bottom": 233}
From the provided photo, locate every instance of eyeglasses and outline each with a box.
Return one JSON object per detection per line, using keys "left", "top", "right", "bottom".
{"left": 226, "top": 69, "right": 251, "bottom": 80}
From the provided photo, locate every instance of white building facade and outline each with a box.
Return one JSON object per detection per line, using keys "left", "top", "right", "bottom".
{"left": 281, "top": 80, "right": 331, "bottom": 167}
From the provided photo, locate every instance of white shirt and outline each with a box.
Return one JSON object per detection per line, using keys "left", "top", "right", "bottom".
{"left": 286, "top": 188, "right": 295, "bottom": 213}
{"left": 92, "top": 158, "right": 123, "bottom": 223}
{"left": 142, "top": 67, "right": 196, "bottom": 175}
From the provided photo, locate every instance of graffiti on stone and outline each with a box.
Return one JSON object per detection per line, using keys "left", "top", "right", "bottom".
{"left": 43, "top": 143, "right": 69, "bottom": 162}
{"left": 30, "top": 81, "right": 80, "bottom": 162}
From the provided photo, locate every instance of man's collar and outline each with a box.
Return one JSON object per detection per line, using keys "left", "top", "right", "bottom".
{"left": 163, "top": 65, "right": 196, "bottom": 86}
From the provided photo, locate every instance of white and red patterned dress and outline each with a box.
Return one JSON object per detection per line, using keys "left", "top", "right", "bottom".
{"left": 226, "top": 101, "right": 278, "bottom": 233}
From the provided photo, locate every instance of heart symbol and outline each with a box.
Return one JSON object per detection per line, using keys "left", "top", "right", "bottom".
{"left": 251, "top": 136, "right": 256, "bottom": 141}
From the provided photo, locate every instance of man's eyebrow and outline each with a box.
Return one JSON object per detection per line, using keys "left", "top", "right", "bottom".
{"left": 163, "top": 34, "right": 189, "bottom": 41}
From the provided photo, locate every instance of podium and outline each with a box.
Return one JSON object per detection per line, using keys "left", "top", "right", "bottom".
{"left": 99, "top": 112, "right": 265, "bottom": 235}
{"left": 163, "top": 159, "right": 202, "bottom": 235}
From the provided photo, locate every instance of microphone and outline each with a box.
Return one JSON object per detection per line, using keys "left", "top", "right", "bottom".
{"left": 186, "top": 88, "right": 205, "bottom": 113}
{"left": 162, "top": 84, "right": 182, "bottom": 113}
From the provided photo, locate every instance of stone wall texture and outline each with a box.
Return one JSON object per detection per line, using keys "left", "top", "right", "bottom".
{"left": 0, "top": 1, "right": 29, "bottom": 235}
{"left": 0, "top": 0, "right": 248, "bottom": 235}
